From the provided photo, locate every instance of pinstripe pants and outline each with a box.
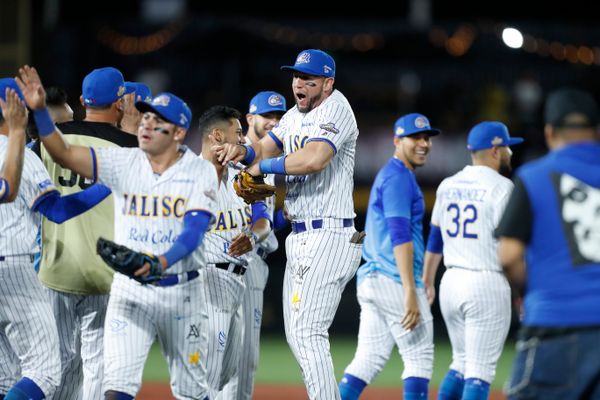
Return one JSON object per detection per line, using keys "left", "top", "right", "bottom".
{"left": 283, "top": 226, "right": 362, "bottom": 400}
{"left": 0, "top": 256, "right": 60, "bottom": 397}
{"left": 44, "top": 289, "right": 109, "bottom": 400}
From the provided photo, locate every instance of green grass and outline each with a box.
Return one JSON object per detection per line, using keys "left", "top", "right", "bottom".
{"left": 143, "top": 335, "right": 516, "bottom": 390}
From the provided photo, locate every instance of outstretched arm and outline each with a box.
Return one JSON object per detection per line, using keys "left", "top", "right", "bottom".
{"left": 0, "top": 89, "right": 27, "bottom": 203}
{"left": 33, "top": 184, "right": 112, "bottom": 224}
{"left": 16, "top": 65, "right": 95, "bottom": 179}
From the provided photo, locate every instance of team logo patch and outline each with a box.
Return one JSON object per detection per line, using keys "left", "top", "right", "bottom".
{"left": 249, "top": 104, "right": 258, "bottom": 113}
{"left": 268, "top": 94, "right": 283, "bottom": 106}
{"left": 395, "top": 127, "right": 405, "bottom": 136}
{"left": 152, "top": 94, "right": 170, "bottom": 106}
{"left": 491, "top": 136, "right": 504, "bottom": 146}
{"left": 143, "top": 95, "right": 152, "bottom": 103}
{"left": 319, "top": 122, "right": 339, "bottom": 134}
{"left": 555, "top": 173, "right": 600, "bottom": 265}
{"left": 414, "top": 116, "right": 429, "bottom": 129}
{"left": 38, "top": 179, "right": 53, "bottom": 190}
{"left": 188, "top": 351, "right": 200, "bottom": 365}
{"left": 117, "top": 85, "right": 126, "bottom": 97}
{"left": 296, "top": 52, "right": 311, "bottom": 64}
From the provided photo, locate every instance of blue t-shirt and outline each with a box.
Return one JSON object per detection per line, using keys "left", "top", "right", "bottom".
{"left": 357, "top": 158, "right": 425, "bottom": 287}
{"left": 518, "top": 143, "right": 600, "bottom": 327}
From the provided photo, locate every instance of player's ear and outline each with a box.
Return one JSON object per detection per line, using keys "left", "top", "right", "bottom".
{"left": 246, "top": 113, "right": 254, "bottom": 127}
{"left": 323, "top": 77, "right": 335, "bottom": 93}
{"left": 174, "top": 127, "right": 186, "bottom": 142}
{"left": 79, "top": 95, "right": 85, "bottom": 107}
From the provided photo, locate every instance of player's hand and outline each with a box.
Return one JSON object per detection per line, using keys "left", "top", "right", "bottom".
{"left": 15, "top": 65, "right": 47, "bottom": 110}
{"left": 401, "top": 289, "right": 420, "bottom": 331}
{"left": 246, "top": 163, "right": 260, "bottom": 176}
{"left": 120, "top": 93, "right": 141, "bottom": 134}
{"left": 213, "top": 143, "right": 246, "bottom": 166}
{"left": 0, "top": 89, "right": 28, "bottom": 133}
{"left": 424, "top": 281, "right": 436, "bottom": 305}
{"left": 133, "top": 255, "right": 167, "bottom": 278}
{"left": 228, "top": 232, "right": 255, "bottom": 257}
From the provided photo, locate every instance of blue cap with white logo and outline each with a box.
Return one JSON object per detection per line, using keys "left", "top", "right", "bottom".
{"left": 82, "top": 67, "right": 125, "bottom": 106}
{"left": 249, "top": 91, "right": 287, "bottom": 115}
{"left": 467, "top": 121, "right": 524, "bottom": 151}
{"left": 394, "top": 113, "right": 441, "bottom": 137}
{"left": 281, "top": 49, "right": 336, "bottom": 78}
{"left": 135, "top": 92, "right": 192, "bottom": 129}
{"left": 124, "top": 82, "right": 152, "bottom": 103}
{"left": 0, "top": 78, "right": 25, "bottom": 114}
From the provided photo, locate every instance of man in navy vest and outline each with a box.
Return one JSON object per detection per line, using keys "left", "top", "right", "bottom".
{"left": 497, "top": 88, "right": 600, "bottom": 400}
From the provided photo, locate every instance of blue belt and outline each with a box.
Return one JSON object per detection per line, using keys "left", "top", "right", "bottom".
{"left": 154, "top": 270, "right": 200, "bottom": 287}
{"left": 291, "top": 218, "right": 353, "bottom": 234}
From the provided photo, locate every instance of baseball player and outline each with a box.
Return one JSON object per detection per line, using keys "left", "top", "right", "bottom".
{"left": 340, "top": 113, "right": 440, "bottom": 400}
{"left": 32, "top": 67, "right": 138, "bottom": 400}
{"left": 215, "top": 49, "right": 362, "bottom": 399}
{"left": 220, "top": 91, "right": 286, "bottom": 400}
{"left": 196, "top": 106, "right": 272, "bottom": 398}
{"left": 423, "top": 121, "right": 523, "bottom": 400}
{"left": 0, "top": 80, "right": 113, "bottom": 399}
{"left": 17, "top": 65, "right": 218, "bottom": 400}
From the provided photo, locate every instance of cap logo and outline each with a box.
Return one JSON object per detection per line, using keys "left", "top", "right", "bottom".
{"left": 268, "top": 95, "right": 283, "bottom": 106}
{"left": 324, "top": 65, "right": 332, "bottom": 74}
{"left": 249, "top": 104, "right": 258, "bottom": 113}
{"left": 395, "top": 127, "right": 404, "bottom": 135}
{"left": 143, "top": 95, "right": 152, "bottom": 103}
{"left": 414, "top": 116, "right": 429, "bottom": 129}
{"left": 491, "top": 136, "right": 504, "bottom": 146}
{"left": 296, "top": 52, "right": 311, "bottom": 65}
{"left": 152, "top": 94, "right": 170, "bottom": 106}
{"left": 179, "top": 113, "right": 188, "bottom": 127}
{"left": 117, "top": 86, "right": 125, "bottom": 97}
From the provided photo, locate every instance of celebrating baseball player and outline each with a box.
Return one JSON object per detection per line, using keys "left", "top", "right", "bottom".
{"left": 16, "top": 65, "right": 218, "bottom": 400}
{"left": 340, "top": 113, "right": 440, "bottom": 400}
{"left": 220, "top": 91, "right": 286, "bottom": 400}
{"left": 196, "top": 105, "right": 272, "bottom": 398}
{"left": 33, "top": 67, "right": 138, "bottom": 400}
{"left": 0, "top": 79, "right": 115, "bottom": 399}
{"left": 215, "top": 49, "right": 362, "bottom": 399}
{"left": 423, "top": 121, "right": 523, "bottom": 400}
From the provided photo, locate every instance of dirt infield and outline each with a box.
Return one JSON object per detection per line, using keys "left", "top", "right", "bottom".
{"left": 138, "top": 382, "right": 506, "bottom": 399}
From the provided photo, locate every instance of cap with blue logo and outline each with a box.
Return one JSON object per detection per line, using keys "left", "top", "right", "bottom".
{"left": 0, "top": 78, "right": 25, "bottom": 114}
{"left": 249, "top": 91, "right": 287, "bottom": 115}
{"left": 394, "top": 113, "right": 441, "bottom": 137}
{"left": 467, "top": 121, "right": 524, "bottom": 151}
{"left": 281, "top": 49, "right": 336, "bottom": 78}
{"left": 124, "top": 82, "right": 152, "bottom": 103}
{"left": 135, "top": 92, "right": 192, "bottom": 130}
{"left": 82, "top": 67, "right": 125, "bottom": 107}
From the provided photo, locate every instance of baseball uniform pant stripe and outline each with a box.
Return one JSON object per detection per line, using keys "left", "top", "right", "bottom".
{"left": 439, "top": 268, "right": 511, "bottom": 383}
{"left": 345, "top": 273, "right": 434, "bottom": 382}
{"left": 283, "top": 228, "right": 362, "bottom": 400}
{"left": 0, "top": 258, "right": 60, "bottom": 397}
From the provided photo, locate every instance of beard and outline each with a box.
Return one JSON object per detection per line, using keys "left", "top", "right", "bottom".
{"left": 499, "top": 159, "right": 512, "bottom": 176}
{"left": 296, "top": 91, "right": 323, "bottom": 113}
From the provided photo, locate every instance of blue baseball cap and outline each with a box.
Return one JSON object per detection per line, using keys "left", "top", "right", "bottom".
{"left": 467, "top": 121, "right": 524, "bottom": 151}
{"left": 249, "top": 91, "right": 286, "bottom": 115}
{"left": 124, "top": 82, "right": 153, "bottom": 103}
{"left": 0, "top": 78, "right": 25, "bottom": 114}
{"left": 82, "top": 67, "right": 125, "bottom": 106}
{"left": 135, "top": 92, "right": 192, "bottom": 130}
{"left": 394, "top": 113, "right": 441, "bottom": 137}
{"left": 281, "top": 49, "right": 336, "bottom": 78}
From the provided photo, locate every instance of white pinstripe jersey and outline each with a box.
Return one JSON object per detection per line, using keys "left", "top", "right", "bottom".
{"left": 431, "top": 165, "right": 513, "bottom": 272}
{"left": 270, "top": 90, "right": 358, "bottom": 220}
{"left": 0, "top": 135, "right": 56, "bottom": 255}
{"left": 202, "top": 163, "right": 251, "bottom": 265}
{"left": 94, "top": 146, "right": 218, "bottom": 273}
{"left": 244, "top": 135, "right": 278, "bottom": 254}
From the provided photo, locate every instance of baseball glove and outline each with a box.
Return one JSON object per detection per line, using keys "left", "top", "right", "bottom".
{"left": 96, "top": 238, "right": 163, "bottom": 284}
{"left": 233, "top": 170, "right": 276, "bottom": 204}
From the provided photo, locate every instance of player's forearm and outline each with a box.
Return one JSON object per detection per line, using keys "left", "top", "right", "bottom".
{"left": 498, "top": 237, "right": 527, "bottom": 289}
{"left": 394, "top": 242, "right": 417, "bottom": 291}
{"left": 0, "top": 128, "right": 26, "bottom": 203}
{"left": 423, "top": 251, "right": 442, "bottom": 286}
{"left": 254, "top": 141, "right": 333, "bottom": 176}
{"left": 251, "top": 218, "right": 271, "bottom": 243}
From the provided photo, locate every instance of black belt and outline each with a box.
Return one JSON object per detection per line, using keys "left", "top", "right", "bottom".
{"left": 213, "top": 262, "right": 246, "bottom": 276}
{"left": 0, "top": 255, "right": 35, "bottom": 262}
{"left": 291, "top": 218, "right": 353, "bottom": 233}
{"left": 152, "top": 270, "right": 200, "bottom": 287}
